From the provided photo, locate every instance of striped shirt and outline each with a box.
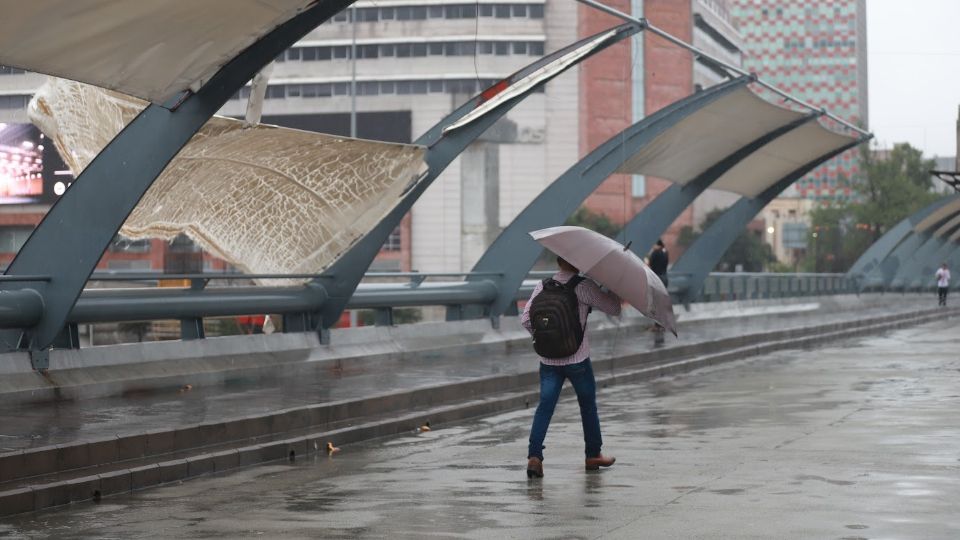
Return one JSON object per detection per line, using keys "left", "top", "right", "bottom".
{"left": 520, "top": 270, "right": 622, "bottom": 366}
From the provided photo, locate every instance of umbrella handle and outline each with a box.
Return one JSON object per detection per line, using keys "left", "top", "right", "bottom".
{"left": 622, "top": 240, "right": 632, "bottom": 252}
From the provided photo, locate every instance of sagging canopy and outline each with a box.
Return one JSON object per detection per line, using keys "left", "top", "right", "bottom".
{"left": 616, "top": 85, "right": 859, "bottom": 198}
{"left": 31, "top": 78, "right": 427, "bottom": 283}
{"left": 0, "top": 0, "right": 315, "bottom": 104}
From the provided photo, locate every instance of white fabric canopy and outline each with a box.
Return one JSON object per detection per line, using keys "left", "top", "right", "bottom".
{"left": 31, "top": 78, "right": 427, "bottom": 284}
{"left": 617, "top": 87, "right": 806, "bottom": 185}
{"left": 916, "top": 199, "right": 960, "bottom": 233}
{"left": 616, "top": 85, "right": 858, "bottom": 198}
{"left": 708, "top": 122, "right": 856, "bottom": 198}
{"left": 0, "top": 0, "right": 315, "bottom": 104}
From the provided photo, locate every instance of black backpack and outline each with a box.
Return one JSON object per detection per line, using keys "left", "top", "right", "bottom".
{"left": 529, "top": 276, "right": 586, "bottom": 358}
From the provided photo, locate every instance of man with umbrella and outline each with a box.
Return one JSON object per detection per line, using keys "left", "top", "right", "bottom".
{"left": 521, "top": 256, "right": 622, "bottom": 478}
{"left": 523, "top": 226, "right": 678, "bottom": 479}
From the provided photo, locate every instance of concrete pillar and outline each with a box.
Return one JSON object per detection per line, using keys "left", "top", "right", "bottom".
{"left": 460, "top": 118, "right": 517, "bottom": 271}
{"left": 460, "top": 142, "right": 500, "bottom": 271}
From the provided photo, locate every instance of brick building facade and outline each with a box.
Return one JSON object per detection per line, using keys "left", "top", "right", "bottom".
{"left": 730, "top": 0, "right": 869, "bottom": 201}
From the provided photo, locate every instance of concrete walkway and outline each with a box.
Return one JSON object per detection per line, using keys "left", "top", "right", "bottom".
{"left": 2, "top": 318, "right": 958, "bottom": 538}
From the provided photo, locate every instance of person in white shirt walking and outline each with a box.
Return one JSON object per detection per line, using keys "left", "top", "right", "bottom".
{"left": 935, "top": 262, "right": 951, "bottom": 306}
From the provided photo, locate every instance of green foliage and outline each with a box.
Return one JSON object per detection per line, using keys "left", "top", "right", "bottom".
{"left": 356, "top": 307, "right": 422, "bottom": 326}
{"left": 534, "top": 206, "right": 623, "bottom": 270}
{"left": 564, "top": 207, "right": 621, "bottom": 239}
{"left": 801, "top": 143, "right": 944, "bottom": 271}
{"left": 854, "top": 143, "right": 940, "bottom": 239}
{"left": 681, "top": 209, "right": 776, "bottom": 272}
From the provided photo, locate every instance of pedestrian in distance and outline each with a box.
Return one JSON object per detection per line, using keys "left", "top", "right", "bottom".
{"left": 521, "top": 256, "right": 621, "bottom": 478}
{"left": 647, "top": 239, "right": 669, "bottom": 345}
{"left": 936, "top": 262, "right": 950, "bottom": 306}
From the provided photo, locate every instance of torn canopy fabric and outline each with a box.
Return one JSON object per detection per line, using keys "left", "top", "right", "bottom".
{"left": 615, "top": 85, "right": 859, "bottom": 198}
{"left": 30, "top": 78, "right": 427, "bottom": 283}
{"left": 0, "top": 0, "right": 316, "bottom": 105}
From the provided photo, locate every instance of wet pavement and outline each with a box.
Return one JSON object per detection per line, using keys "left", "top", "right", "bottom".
{"left": 2, "top": 318, "right": 958, "bottom": 538}
{"left": 0, "top": 300, "right": 928, "bottom": 453}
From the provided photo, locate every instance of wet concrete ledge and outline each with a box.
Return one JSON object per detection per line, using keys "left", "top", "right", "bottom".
{"left": 0, "top": 293, "right": 927, "bottom": 405}
{"left": 0, "top": 302, "right": 952, "bottom": 517}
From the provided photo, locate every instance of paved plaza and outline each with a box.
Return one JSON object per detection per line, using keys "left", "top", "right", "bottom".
{"left": 2, "top": 317, "right": 958, "bottom": 538}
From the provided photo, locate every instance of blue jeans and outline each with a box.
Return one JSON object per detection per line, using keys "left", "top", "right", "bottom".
{"left": 528, "top": 358, "right": 602, "bottom": 461}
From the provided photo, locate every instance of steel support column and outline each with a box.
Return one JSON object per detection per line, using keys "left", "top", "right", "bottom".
{"left": 312, "top": 23, "right": 642, "bottom": 328}
{"left": 621, "top": 112, "right": 821, "bottom": 262}
{"left": 0, "top": 0, "right": 356, "bottom": 361}
{"left": 846, "top": 195, "right": 958, "bottom": 290}
{"left": 469, "top": 75, "right": 753, "bottom": 318}
{"left": 669, "top": 137, "right": 868, "bottom": 306}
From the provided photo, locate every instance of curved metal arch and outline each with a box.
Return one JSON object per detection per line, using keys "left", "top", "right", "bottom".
{"left": 312, "top": 23, "right": 643, "bottom": 329}
{"left": 881, "top": 204, "right": 960, "bottom": 290}
{"left": 468, "top": 75, "right": 754, "bottom": 318}
{"left": 948, "top": 245, "right": 960, "bottom": 290}
{"left": 910, "top": 239, "right": 960, "bottom": 290}
{"left": 620, "top": 111, "right": 821, "bottom": 263}
{"left": 847, "top": 195, "right": 958, "bottom": 290}
{"left": 669, "top": 137, "right": 869, "bottom": 305}
{"left": 891, "top": 211, "right": 960, "bottom": 290}
{"left": 0, "top": 0, "right": 357, "bottom": 354}
{"left": 894, "top": 236, "right": 949, "bottom": 290}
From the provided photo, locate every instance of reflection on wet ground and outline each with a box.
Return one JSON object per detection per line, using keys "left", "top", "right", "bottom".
{"left": 0, "top": 301, "right": 931, "bottom": 451}
{"left": 2, "top": 318, "right": 960, "bottom": 538}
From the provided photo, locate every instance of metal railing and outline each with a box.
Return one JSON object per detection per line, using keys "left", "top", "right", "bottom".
{"left": 693, "top": 272, "right": 858, "bottom": 302}
{"left": 0, "top": 270, "right": 879, "bottom": 351}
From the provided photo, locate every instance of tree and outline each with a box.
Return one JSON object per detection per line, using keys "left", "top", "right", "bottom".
{"left": 564, "top": 207, "right": 621, "bottom": 239}
{"left": 677, "top": 209, "right": 775, "bottom": 272}
{"left": 801, "top": 142, "right": 944, "bottom": 271}
{"left": 533, "top": 206, "right": 621, "bottom": 269}
{"left": 855, "top": 143, "right": 940, "bottom": 241}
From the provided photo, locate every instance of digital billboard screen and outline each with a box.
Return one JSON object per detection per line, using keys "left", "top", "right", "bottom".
{"left": 0, "top": 122, "right": 72, "bottom": 205}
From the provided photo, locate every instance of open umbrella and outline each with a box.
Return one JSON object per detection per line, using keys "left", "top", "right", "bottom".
{"left": 530, "top": 225, "right": 677, "bottom": 336}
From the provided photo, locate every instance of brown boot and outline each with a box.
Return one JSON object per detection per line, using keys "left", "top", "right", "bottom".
{"left": 585, "top": 454, "right": 616, "bottom": 470}
{"left": 526, "top": 457, "right": 544, "bottom": 478}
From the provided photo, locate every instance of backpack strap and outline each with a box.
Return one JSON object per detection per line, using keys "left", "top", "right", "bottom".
{"left": 567, "top": 275, "right": 590, "bottom": 313}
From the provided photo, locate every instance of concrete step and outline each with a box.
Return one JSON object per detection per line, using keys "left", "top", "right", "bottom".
{"left": 0, "top": 305, "right": 953, "bottom": 517}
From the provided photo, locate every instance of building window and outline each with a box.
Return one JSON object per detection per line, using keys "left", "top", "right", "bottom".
{"left": 0, "top": 227, "right": 32, "bottom": 253}
{"left": 0, "top": 65, "right": 26, "bottom": 75}
{"left": 0, "top": 95, "right": 28, "bottom": 109}
{"left": 110, "top": 237, "right": 152, "bottom": 253}
{"left": 631, "top": 176, "right": 646, "bottom": 198}
{"left": 382, "top": 227, "right": 402, "bottom": 251}
{"left": 168, "top": 234, "right": 200, "bottom": 253}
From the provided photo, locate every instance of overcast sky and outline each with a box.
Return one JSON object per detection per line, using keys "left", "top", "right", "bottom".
{"left": 868, "top": 0, "right": 959, "bottom": 159}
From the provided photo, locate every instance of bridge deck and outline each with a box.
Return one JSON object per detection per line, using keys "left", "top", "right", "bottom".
{"left": 2, "top": 317, "right": 957, "bottom": 537}
{"left": 0, "top": 298, "right": 933, "bottom": 452}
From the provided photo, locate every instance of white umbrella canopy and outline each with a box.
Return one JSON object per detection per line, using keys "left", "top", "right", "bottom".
{"left": 530, "top": 226, "right": 677, "bottom": 336}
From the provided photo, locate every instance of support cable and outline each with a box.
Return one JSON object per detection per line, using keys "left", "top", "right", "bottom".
{"left": 574, "top": 0, "right": 871, "bottom": 138}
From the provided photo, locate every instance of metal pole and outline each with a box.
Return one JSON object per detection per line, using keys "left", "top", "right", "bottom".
{"left": 573, "top": 0, "right": 871, "bottom": 138}
{"left": 350, "top": 5, "right": 357, "bottom": 138}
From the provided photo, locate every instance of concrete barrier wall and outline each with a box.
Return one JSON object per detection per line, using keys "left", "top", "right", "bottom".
{"left": 0, "top": 293, "right": 938, "bottom": 404}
